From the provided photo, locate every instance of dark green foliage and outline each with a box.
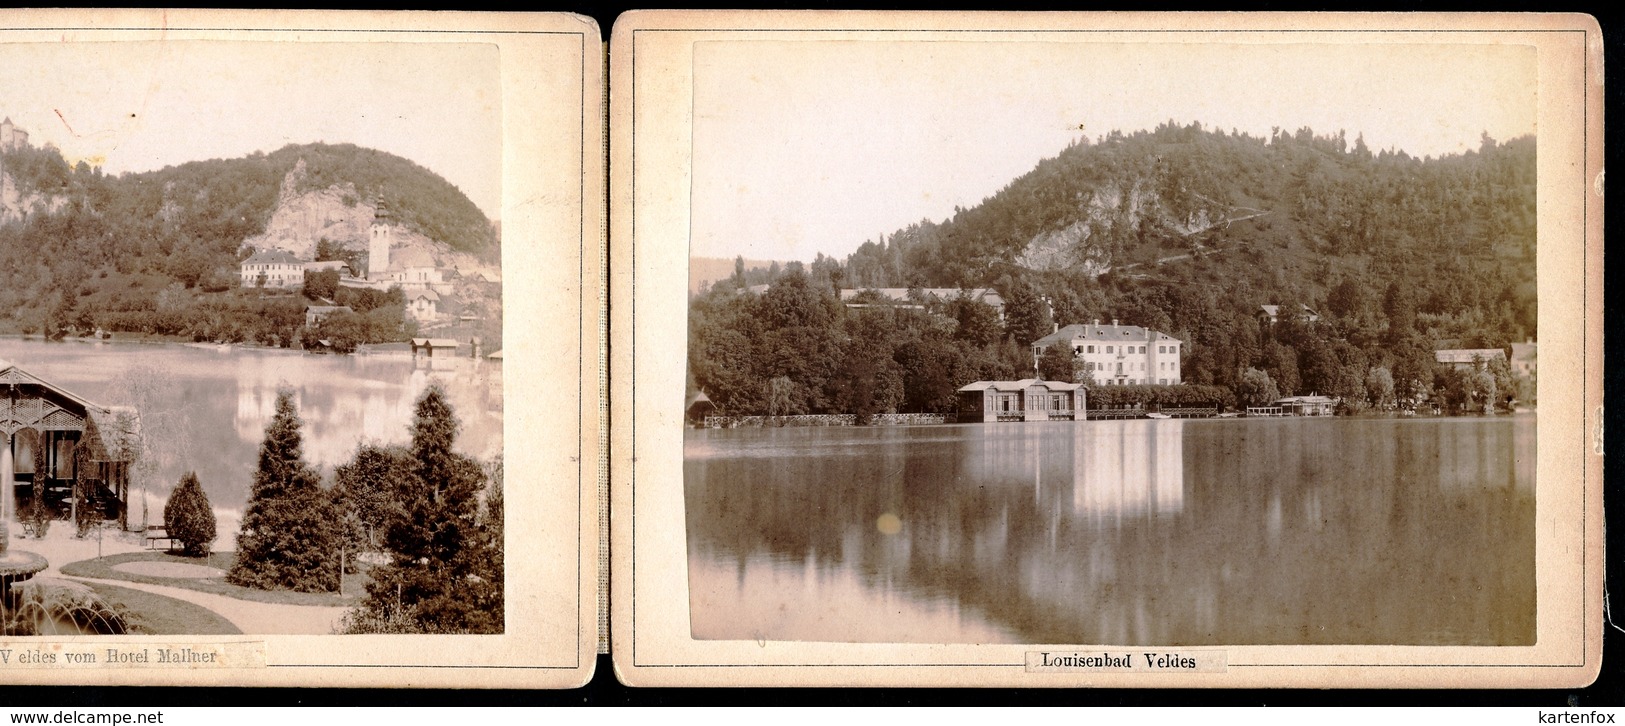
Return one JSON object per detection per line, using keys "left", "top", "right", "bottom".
{"left": 163, "top": 472, "right": 217, "bottom": 557}
{"left": 348, "top": 385, "right": 501, "bottom": 634}
{"left": 1037, "top": 341, "right": 1076, "bottom": 382}
{"left": 302, "top": 269, "right": 339, "bottom": 301}
{"left": 227, "top": 388, "right": 339, "bottom": 593}
{"left": 1086, "top": 384, "right": 1234, "bottom": 410}
{"left": 331, "top": 444, "right": 413, "bottom": 556}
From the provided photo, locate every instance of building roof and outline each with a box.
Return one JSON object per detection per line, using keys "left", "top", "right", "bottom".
{"left": 411, "top": 338, "right": 461, "bottom": 348}
{"left": 1033, "top": 323, "right": 1180, "bottom": 349}
{"left": 1434, "top": 348, "right": 1508, "bottom": 365}
{"left": 1275, "top": 395, "right": 1337, "bottom": 404}
{"left": 958, "top": 378, "right": 1084, "bottom": 392}
{"left": 241, "top": 248, "right": 303, "bottom": 266}
{"left": 392, "top": 247, "right": 436, "bottom": 270}
{"left": 410, "top": 289, "right": 441, "bottom": 302}
{"left": 304, "top": 305, "right": 353, "bottom": 315}
{"left": 486, "top": 349, "right": 503, "bottom": 360}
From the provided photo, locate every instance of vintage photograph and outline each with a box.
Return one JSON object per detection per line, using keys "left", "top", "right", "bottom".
{"left": 0, "top": 9, "right": 600, "bottom": 689}
{"left": 681, "top": 38, "right": 1538, "bottom": 647}
{"left": 0, "top": 37, "right": 506, "bottom": 637}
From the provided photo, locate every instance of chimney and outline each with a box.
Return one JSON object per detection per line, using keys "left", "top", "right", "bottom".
{"left": 1093, "top": 318, "right": 1100, "bottom": 326}
{"left": 1112, "top": 319, "right": 1119, "bottom": 326}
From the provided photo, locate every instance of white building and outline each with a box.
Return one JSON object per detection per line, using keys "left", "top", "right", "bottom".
{"left": 1031, "top": 320, "right": 1183, "bottom": 386}
{"left": 240, "top": 248, "right": 304, "bottom": 288}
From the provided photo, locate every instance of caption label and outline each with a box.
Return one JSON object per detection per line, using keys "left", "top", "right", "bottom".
{"left": 1025, "top": 650, "right": 1227, "bottom": 673}
{"left": 0, "top": 642, "right": 266, "bottom": 668}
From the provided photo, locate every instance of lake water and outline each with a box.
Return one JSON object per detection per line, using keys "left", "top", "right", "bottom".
{"left": 0, "top": 337, "right": 502, "bottom": 535}
{"left": 685, "top": 416, "right": 1535, "bottom": 646}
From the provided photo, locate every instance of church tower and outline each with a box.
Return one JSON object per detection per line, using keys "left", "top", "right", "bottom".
{"left": 369, "top": 195, "right": 392, "bottom": 280}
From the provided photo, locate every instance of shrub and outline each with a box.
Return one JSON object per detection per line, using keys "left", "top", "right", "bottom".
{"left": 163, "top": 472, "right": 218, "bottom": 557}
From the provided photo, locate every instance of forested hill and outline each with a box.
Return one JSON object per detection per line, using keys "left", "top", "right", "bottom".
{"left": 0, "top": 141, "right": 495, "bottom": 335}
{"left": 689, "top": 122, "right": 1537, "bottom": 418}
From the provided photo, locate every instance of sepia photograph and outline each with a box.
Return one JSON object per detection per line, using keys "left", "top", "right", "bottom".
{"left": 612, "top": 11, "right": 1601, "bottom": 688}
{"left": 0, "top": 10, "right": 601, "bottom": 688}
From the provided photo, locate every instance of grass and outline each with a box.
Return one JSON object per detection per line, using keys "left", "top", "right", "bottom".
{"left": 78, "top": 582, "right": 242, "bottom": 635}
{"left": 59, "top": 550, "right": 368, "bottom": 607}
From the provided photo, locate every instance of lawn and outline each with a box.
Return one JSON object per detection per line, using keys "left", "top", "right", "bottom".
{"left": 78, "top": 582, "right": 243, "bottom": 635}
{"left": 59, "top": 550, "right": 369, "bottom": 607}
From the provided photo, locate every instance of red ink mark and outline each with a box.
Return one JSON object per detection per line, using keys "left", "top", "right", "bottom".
{"left": 54, "top": 109, "right": 76, "bottom": 136}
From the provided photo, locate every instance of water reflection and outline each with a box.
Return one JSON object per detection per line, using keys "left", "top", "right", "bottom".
{"left": 686, "top": 417, "right": 1534, "bottom": 646}
{"left": 0, "top": 339, "right": 502, "bottom": 535}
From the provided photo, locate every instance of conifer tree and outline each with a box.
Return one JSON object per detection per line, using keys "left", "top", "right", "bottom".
{"left": 227, "top": 388, "right": 338, "bottom": 592}
{"left": 163, "top": 472, "right": 217, "bottom": 557}
{"left": 347, "top": 384, "right": 500, "bottom": 633}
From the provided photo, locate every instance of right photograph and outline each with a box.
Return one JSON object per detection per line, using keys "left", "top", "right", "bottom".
{"left": 681, "top": 39, "right": 1537, "bottom": 647}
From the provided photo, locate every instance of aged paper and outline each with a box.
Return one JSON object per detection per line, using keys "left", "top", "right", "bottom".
{"left": 610, "top": 11, "right": 1602, "bottom": 687}
{"left": 0, "top": 9, "right": 601, "bottom": 688}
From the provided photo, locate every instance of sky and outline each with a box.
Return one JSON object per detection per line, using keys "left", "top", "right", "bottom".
{"left": 691, "top": 40, "right": 1538, "bottom": 264}
{"left": 0, "top": 40, "right": 501, "bottom": 218}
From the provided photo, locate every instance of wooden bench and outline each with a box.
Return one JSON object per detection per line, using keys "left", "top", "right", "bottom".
{"left": 143, "top": 526, "right": 177, "bottom": 552}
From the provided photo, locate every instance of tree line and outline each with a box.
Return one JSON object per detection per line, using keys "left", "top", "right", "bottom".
{"left": 691, "top": 123, "right": 1536, "bottom": 417}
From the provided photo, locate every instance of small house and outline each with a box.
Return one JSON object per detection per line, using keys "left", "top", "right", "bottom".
{"left": 410, "top": 338, "right": 460, "bottom": 357}
{"left": 957, "top": 379, "right": 1086, "bottom": 423}
{"left": 1274, "top": 395, "right": 1336, "bottom": 416}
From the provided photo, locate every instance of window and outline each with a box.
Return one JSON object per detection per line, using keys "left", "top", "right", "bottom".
{"left": 1086, "top": 345, "right": 1094, "bottom": 354}
{"left": 1140, "top": 346, "right": 1147, "bottom": 354}
{"left": 1159, "top": 378, "right": 1167, "bottom": 385}
{"left": 1106, "top": 346, "right": 1113, "bottom": 354}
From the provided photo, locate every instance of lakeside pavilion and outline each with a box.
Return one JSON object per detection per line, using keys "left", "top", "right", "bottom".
{"left": 0, "top": 360, "right": 140, "bottom": 536}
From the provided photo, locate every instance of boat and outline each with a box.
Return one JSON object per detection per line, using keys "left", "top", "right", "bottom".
{"left": 1145, "top": 412, "right": 1172, "bottom": 419}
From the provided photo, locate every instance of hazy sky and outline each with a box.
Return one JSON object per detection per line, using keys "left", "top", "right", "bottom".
{"left": 692, "top": 40, "right": 1538, "bottom": 263}
{"left": 0, "top": 40, "right": 501, "bottom": 218}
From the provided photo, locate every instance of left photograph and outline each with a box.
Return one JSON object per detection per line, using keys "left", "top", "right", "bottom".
{"left": 0, "top": 10, "right": 601, "bottom": 689}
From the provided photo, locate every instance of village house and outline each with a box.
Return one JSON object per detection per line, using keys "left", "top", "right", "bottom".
{"left": 407, "top": 289, "right": 441, "bottom": 322}
{"left": 1257, "top": 303, "right": 1321, "bottom": 326}
{"left": 1031, "top": 320, "right": 1183, "bottom": 386}
{"left": 1510, "top": 340, "right": 1537, "bottom": 379}
{"left": 1434, "top": 348, "right": 1508, "bottom": 370}
{"left": 239, "top": 248, "right": 304, "bottom": 288}
{"left": 957, "top": 379, "right": 1086, "bottom": 422}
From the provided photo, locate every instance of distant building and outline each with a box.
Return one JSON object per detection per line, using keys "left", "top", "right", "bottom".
{"left": 407, "top": 288, "right": 441, "bottom": 322}
{"left": 240, "top": 248, "right": 304, "bottom": 288}
{"left": 1510, "top": 340, "right": 1537, "bottom": 379}
{"left": 838, "top": 288, "right": 1006, "bottom": 319}
{"left": 0, "top": 117, "right": 29, "bottom": 151}
{"left": 410, "top": 338, "right": 460, "bottom": 357}
{"left": 303, "top": 259, "right": 354, "bottom": 277}
{"left": 365, "top": 197, "right": 453, "bottom": 296}
{"left": 1258, "top": 303, "right": 1321, "bottom": 325}
{"left": 957, "top": 379, "right": 1086, "bottom": 422}
{"left": 304, "top": 305, "right": 353, "bottom": 327}
{"left": 1031, "top": 320, "right": 1183, "bottom": 386}
{"left": 1435, "top": 348, "right": 1508, "bottom": 371}
{"left": 1274, "top": 394, "right": 1337, "bottom": 416}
